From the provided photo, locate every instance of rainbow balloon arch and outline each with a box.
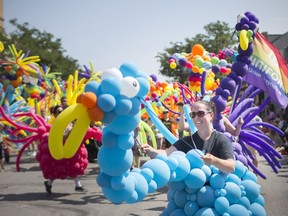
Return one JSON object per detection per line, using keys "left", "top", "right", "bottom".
{"left": 1, "top": 11, "right": 287, "bottom": 216}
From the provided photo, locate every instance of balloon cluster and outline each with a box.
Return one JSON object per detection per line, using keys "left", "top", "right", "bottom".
{"left": 0, "top": 44, "right": 41, "bottom": 91}
{"left": 168, "top": 44, "right": 235, "bottom": 93}
{"left": 212, "top": 12, "right": 260, "bottom": 132}
{"left": 37, "top": 134, "right": 88, "bottom": 179}
{"left": 160, "top": 150, "right": 265, "bottom": 216}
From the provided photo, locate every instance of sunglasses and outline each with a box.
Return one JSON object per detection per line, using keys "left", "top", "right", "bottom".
{"left": 189, "top": 110, "right": 212, "bottom": 118}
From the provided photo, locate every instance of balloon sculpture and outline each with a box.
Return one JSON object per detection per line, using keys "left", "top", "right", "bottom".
{"left": 2, "top": 11, "right": 283, "bottom": 216}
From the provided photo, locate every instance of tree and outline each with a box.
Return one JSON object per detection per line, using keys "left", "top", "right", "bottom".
{"left": 0, "top": 19, "right": 79, "bottom": 79}
{"left": 156, "top": 21, "right": 238, "bottom": 83}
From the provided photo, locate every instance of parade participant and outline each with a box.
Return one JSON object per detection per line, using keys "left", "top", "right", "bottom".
{"left": 142, "top": 100, "right": 235, "bottom": 174}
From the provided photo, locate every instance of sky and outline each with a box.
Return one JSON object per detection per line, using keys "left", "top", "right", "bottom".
{"left": 3, "top": 0, "right": 288, "bottom": 82}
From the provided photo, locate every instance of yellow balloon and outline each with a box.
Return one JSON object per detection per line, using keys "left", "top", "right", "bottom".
{"left": 240, "top": 30, "right": 249, "bottom": 51}
{"left": 140, "top": 120, "right": 157, "bottom": 149}
{"left": 52, "top": 79, "right": 62, "bottom": 97}
{"left": 48, "top": 104, "right": 90, "bottom": 160}
{"left": 0, "top": 41, "right": 4, "bottom": 52}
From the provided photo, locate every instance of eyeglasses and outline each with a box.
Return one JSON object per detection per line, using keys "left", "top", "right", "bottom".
{"left": 189, "top": 110, "right": 212, "bottom": 118}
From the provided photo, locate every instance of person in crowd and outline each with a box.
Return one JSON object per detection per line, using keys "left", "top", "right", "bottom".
{"left": 161, "top": 110, "right": 178, "bottom": 149}
{"left": 44, "top": 105, "right": 84, "bottom": 194}
{"left": 60, "top": 96, "right": 69, "bottom": 110}
{"left": 131, "top": 125, "right": 141, "bottom": 169}
{"left": 0, "top": 122, "right": 6, "bottom": 171}
{"left": 176, "top": 102, "right": 190, "bottom": 138}
{"left": 142, "top": 100, "right": 235, "bottom": 174}
{"left": 85, "top": 121, "right": 99, "bottom": 163}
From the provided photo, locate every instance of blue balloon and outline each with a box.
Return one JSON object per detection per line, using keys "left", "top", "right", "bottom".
{"left": 194, "top": 207, "right": 220, "bottom": 216}
{"left": 242, "top": 170, "right": 257, "bottom": 182}
{"left": 98, "top": 146, "right": 133, "bottom": 176}
{"left": 210, "top": 173, "right": 226, "bottom": 190}
{"left": 214, "top": 197, "right": 230, "bottom": 215}
{"left": 136, "top": 77, "right": 150, "bottom": 98}
{"left": 201, "top": 165, "right": 212, "bottom": 182}
{"left": 228, "top": 204, "right": 250, "bottom": 216}
{"left": 84, "top": 80, "right": 100, "bottom": 94}
{"left": 144, "top": 101, "right": 177, "bottom": 144}
{"left": 114, "top": 95, "right": 132, "bottom": 115}
{"left": 186, "top": 149, "right": 204, "bottom": 169}
{"left": 183, "top": 104, "right": 197, "bottom": 134}
{"left": 253, "top": 194, "right": 265, "bottom": 206}
{"left": 106, "top": 113, "right": 140, "bottom": 135}
{"left": 111, "top": 175, "right": 127, "bottom": 190}
{"left": 96, "top": 172, "right": 111, "bottom": 188}
{"left": 101, "top": 127, "right": 118, "bottom": 148}
{"left": 101, "top": 77, "right": 121, "bottom": 97}
{"left": 170, "top": 208, "right": 186, "bottom": 216}
{"left": 168, "top": 180, "right": 186, "bottom": 191}
{"left": 238, "top": 196, "right": 250, "bottom": 209}
{"left": 142, "top": 159, "right": 171, "bottom": 189}
{"left": 129, "top": 172, "right": 149, "bottom": 202}
{"left": 174, "top": 189, "right": 188, "bottom": 208}
{"left": 119, "top": 62, "right": 140, "bottom": 77}
{"left": 128, "top": 97, "right": 142, "bottom": 116}
{"left": 224, "top": 182, "right": 242, "bottom": 204}
{"left": 101, "top": 111, "right": 117, "bottom": 124}
{"left": 140, "top": 168, "right": 154, "bottom": 182}
{"left": 197, "top": 186, "right": 216, "bottom": 207}
{"left": 184, "top": 201, "right": 199, "bottom": 216}
{"left": 241, "top": 180, "right": 261, "bottom": 202}
{"left": 226, "top": 173, "right": 241, "bottom": 185}
{"left": 185, "top": 168, "right": 206, "bottom": 190}
{"left": 233, "top": 160, "right": 247, "bottom": 178}
{"left": 250, "top": 203, "right": 266, "bottom": 216}
{"left": 97, "top": 93, "right": 116, "bottom": 112}
{"left": 169, "top": 152, "right": 190, "bottom": 181}
{"left": 118, "top": 133, "right": 134, "bottom": 150}
{"left": 102, "top": 175, "right": 135, "bottom": 204}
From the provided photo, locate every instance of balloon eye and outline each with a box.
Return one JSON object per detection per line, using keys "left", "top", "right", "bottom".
{"left": 132, "top": 81, "right": 138, "bottom": 87}
{"left": 120, "top": 77, "right": 140, "bottom": 98}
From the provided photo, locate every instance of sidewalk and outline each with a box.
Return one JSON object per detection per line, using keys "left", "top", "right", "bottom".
{"left": 0, "top": 153, "right": 287, "bottom": 216}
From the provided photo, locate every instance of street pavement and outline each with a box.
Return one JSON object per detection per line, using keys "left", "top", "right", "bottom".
{"left": 0, "top": 154, "right": 287, "bottom": 216}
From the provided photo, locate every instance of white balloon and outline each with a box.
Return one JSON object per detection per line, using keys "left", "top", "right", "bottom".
{"left": 101, "top": 68, "right": 123, "bottom": 80}
{"left": 120, "top": 77, "right": 139, "bottom": 98}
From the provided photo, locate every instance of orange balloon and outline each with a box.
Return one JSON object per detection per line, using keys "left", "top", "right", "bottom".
{"left": 81, "top": 92, "right": 97, "bottom": 108}
{"left": 161, "top": 82, "right": 168, "bottom": 89}
{"left": 192, "top": 66, "right": 199, "bottom": 73}
{"left": 192, "top": 44, "right": 204, "bottom": 56}
{"left": 15, "top": 70, "right": 22, "bottom": 77}
{"left": 10, "top": 80, "right": 19, "bottom": 88}
{"left": 150, "top": 84, "right": 156, "bottom": 92}
{"left": 88, "top": 106, "right": 104, "bottom": 121}
{"left": 76, "top": 94, "right": 83, "bottom": 103}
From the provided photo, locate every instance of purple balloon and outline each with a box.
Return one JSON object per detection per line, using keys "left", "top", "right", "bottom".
{"left": 150, "top": 74, "right": 157, "bottom": 82}
{"left": 178, "top": 58, "right": 187, "bottom": 67}
{"left": 220, "top": 77, "right": 236, "bottom": 96}
{"left": 211, "top": 65, "right": 220, "bottom": 73}
{"left": 231, "top": 61, "right": 249, "bottom": 77}
{"left": 238, "top": 43, "right": 254, "bottom": 56}
{"left": 235, "top": 23, "right": 242, "bottom": 31}
{"left": 240, "top": 17, "right": 249, "bottom": 25}
{"left": 241, "top": 24, "right": 250, "bottom": 30}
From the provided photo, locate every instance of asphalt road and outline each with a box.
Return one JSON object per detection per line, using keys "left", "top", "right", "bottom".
{"left": 0, "top": 154, "right": 287, "bottom": 216}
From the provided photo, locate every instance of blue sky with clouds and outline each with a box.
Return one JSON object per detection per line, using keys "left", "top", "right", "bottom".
{"left": 3, "top": 0, "right": 288, "bottom": 81}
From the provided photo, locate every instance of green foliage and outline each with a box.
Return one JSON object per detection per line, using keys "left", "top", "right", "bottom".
{"left": 0, "top": 19, "right": 80, "bottom": 79}
{"left": 156, "top": 21, "right": 238, "bottom": 82}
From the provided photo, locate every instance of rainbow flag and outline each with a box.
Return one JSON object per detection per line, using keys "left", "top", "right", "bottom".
{"left": 244, "top": 32, "right": 288, "bottom": 108}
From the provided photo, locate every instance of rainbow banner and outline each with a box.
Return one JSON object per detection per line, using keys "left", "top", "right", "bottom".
{"left": 244, "top": 32, "right": 288, "bottom": 108}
